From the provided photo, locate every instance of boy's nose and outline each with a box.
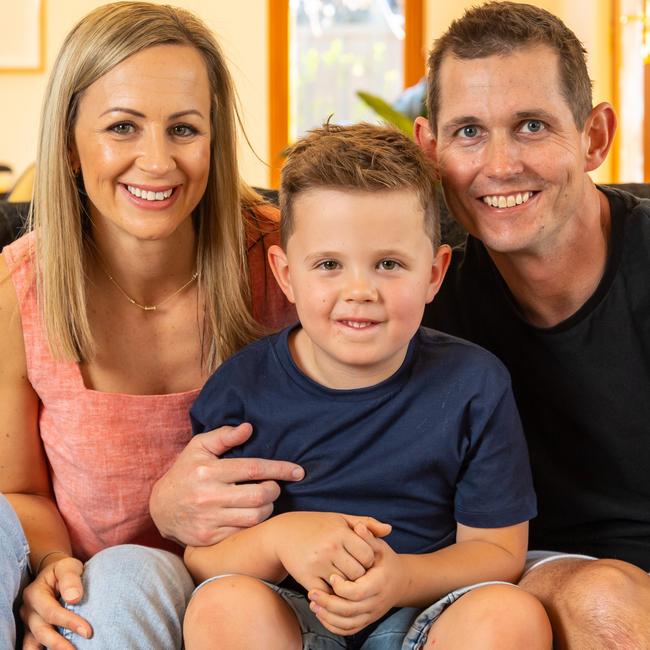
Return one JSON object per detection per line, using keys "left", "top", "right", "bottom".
{"left": 343, "top": 273, "right": 378, "bottom": 302}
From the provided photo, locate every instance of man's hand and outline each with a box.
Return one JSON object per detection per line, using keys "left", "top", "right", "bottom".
{"left": 149, "top": 423, "right": 304, "bottom": 546}
{"left": 307, "top": 522, "right": 407, "bottom": 635}
{"left": 20, "top": 554, "right": 92, "bottom": 650}
{"left": 275, "top": 512, "right": 392, "bottom": 594}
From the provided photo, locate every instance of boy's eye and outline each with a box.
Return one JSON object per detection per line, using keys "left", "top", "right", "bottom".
{"left": 109, "top": 122, "right": 135, "bottom": 135}
{"left": 378, "top": 259, "right": 400, "bottom": 270}
{"left": 318, "top": 260, "right": 339, "bottom": 271}
{"left": 520, "top": 120, "right": 545, "bottom": 134}
{"left": 170, "top": 124, "right": 197, "bottom": 137}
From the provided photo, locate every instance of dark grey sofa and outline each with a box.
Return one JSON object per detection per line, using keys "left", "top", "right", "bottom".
{"left": 1, "top": 184, "right": 649, "bottom": 251}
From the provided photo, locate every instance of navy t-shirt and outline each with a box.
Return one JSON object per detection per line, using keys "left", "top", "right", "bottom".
{"left": 191, "top": 326, "right": 537, "bottom": 555}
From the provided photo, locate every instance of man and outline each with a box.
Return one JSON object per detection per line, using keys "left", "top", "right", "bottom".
{"left": 416, "top": 2, "right": 650, "bottom": 648}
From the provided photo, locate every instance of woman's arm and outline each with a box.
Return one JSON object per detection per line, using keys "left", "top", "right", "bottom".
{"left": 0, "top": 255, "right": 91, "bottom": 648}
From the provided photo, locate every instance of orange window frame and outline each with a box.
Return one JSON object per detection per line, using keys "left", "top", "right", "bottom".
{"left": 267, "top": 0, "right": 425, "bottom": 188}
{"left": 611, "top": 0, "right": 650, "bottom": 181}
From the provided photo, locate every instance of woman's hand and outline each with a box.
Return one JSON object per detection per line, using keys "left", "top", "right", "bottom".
{"left": 20, "top": 553, "right": 92, "bottom": 650}
{"left": 149, "top": 423, "right": 305, "bottom": 547}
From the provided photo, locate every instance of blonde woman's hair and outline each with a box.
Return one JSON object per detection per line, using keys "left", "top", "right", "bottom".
{"left": 32, "top": 1, "right": 263, "bottom": 370}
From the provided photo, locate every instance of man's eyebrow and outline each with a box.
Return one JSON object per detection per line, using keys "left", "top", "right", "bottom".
{"left": 514, "top": 109, "right": 556, "bottom": 122}
{"left": 440, "top": 115, "right": 481, "bottom": 134}
{"left": 99, "top": 107, "right": 205, "bottom": 119}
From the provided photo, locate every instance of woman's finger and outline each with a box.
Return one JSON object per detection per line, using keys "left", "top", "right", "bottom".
{"left": 21, "top": 607, "right": 77, "bottom": 650}
{"left": 53, "top": 558, "right": 85, "bottom": 604}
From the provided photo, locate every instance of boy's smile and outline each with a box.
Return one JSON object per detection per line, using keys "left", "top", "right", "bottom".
{"left": 269, "top": 188, "right": 450, "bottom": 389}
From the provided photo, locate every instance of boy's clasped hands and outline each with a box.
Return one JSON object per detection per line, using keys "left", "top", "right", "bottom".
{"left": 274, "top": 512, "right": 401, "bottom": 635}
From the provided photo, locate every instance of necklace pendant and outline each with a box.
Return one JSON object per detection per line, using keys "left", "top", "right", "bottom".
{"left": 143, "top": 305, "right": 157, "bottom": 311}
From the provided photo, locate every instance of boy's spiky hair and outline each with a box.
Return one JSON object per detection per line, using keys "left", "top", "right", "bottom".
{"left": 279, "top": 122, "right": 440, "bottom": 248}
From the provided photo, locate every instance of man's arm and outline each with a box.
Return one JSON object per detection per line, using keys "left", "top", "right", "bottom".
{"left": 184, "top": 511, "right": 392, "bottom": 593}
{"left": 149, "top": 423, "right": 305, "bottom": 547}
{"left": 308, "top": 521, "right": 528, "bottom": 635}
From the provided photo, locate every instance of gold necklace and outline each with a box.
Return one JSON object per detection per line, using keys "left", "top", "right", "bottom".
{"left": 102, "top": 265, "right": 198, "bottom": 312}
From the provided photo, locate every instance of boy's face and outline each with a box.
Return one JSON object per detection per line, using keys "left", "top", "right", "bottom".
{"left": 269, "top": 188, "right": 450, "bottom": 389}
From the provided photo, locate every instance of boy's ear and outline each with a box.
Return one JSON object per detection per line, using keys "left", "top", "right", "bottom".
{"left": 582, "top": 102, "right": 617, "bottom": 173}
{"left": 414, "top": 116, "right": 437, "bottom": 164}
{"left": 267, "top": 244, "right": 296, "bottom": 304}
{"left": 426, "top": 244, "right": 452, "bottom": 304}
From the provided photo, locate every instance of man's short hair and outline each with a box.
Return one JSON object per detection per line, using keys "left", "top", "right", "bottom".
{"left": 280, "top": 122, "right": 440, "bottom": 248}
{"left": 427, "top": 1, "right": 593, "bottom": 131}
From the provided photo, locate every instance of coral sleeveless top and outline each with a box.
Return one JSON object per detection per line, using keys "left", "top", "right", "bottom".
{"left": 3, "top": 211, "right": 294, "bottom": 561}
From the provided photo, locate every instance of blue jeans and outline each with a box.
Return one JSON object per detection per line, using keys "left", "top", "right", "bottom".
{"left": 0, "top": 493, "right": 194, "bottom": 649}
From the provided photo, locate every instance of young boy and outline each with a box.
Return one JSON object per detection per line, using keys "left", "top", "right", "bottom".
{"left": 183, "top": 124, "right": 550, "bottom": 649}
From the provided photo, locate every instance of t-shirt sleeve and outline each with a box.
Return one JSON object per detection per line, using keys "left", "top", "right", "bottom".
{"left": 189, "top": 365, "right": 246, "bottom": 436}
{"left": 454, "top": 362, "right": 537, "bottom": 528}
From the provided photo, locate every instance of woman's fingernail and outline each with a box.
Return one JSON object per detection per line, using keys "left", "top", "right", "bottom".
{"left": 292, "top": 467, "right": 304, "bottom": 479}
{"left": 77, "top": 626, "right": 90, "bottom": 638}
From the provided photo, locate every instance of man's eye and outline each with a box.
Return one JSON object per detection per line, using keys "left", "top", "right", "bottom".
{"left": 458, "top": 125, "right": 479, "bottom": 138}
{"left": 521, "top": 120, "right": 545, "bottom": 134}
{"left": 378, "top": 259, "right": 400, "bottom": 270}
{"left": 318, "top": 260, "right": 339, "bottom": 271}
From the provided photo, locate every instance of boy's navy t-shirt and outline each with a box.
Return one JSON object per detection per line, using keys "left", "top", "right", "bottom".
{"left": 191, "top": 325, "right": 537, "bottom": 556}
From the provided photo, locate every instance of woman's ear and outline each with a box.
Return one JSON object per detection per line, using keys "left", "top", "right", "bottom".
{"left": 69, "top": 144, "right": 81, "bottom": 174}
{"left": 267, "top": 244, "right": 296, "bottom": 303}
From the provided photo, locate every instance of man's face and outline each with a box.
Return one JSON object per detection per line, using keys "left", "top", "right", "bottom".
{"left": 423, "top": 44, "right": 592, "bottom": 257}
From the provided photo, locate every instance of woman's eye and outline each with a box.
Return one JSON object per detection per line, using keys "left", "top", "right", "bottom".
{"left": 318, "top": 260, "right": 339, "bottom": 271}
{"left": 110, "top": 122, "right": 135, "bottom": 135}
{"left": 171, "top": 124, "right": 196, "bottom": 137}
{"left": 521, "top": 120, "right": 545, "bottom": 134}
{"left": 379, "top": 259, "right": 400, "bottom": 270}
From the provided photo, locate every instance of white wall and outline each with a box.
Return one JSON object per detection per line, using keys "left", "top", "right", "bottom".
{"left": 0, "top": 0, "right": 615, "bottom": 190}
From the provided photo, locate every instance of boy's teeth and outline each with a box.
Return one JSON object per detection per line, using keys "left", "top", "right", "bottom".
{"left": 482, "top": 191, "right": 532, "bottom": 208}
{"left": 343, "top": 320, "right": 372, "bottom": 328}
{"left": 127, "top": 185, "right": 173, "bottom": 201}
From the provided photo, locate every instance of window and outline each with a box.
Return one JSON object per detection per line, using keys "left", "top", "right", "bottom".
{"left": 268, "top": 0, "right": 423, "bottom": 186}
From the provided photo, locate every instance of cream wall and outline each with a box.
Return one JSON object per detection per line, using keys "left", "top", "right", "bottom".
{"left": 0, "top": 0, "right": 615, "bottom": 191}
{"left": 0, "top": 0, "right": 270, "bottom": 188}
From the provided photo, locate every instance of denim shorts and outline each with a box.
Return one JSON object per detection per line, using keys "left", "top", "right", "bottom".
{"left": 193, "top": 574, "right": 511, "bottom": 650}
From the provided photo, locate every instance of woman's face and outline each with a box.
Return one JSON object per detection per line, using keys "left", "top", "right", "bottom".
{"left": 71, "top": 44, "right": 212, "bottom": 244}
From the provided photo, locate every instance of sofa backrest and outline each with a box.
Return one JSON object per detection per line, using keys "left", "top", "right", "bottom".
{"left": 1, "top": 184, "right": 649, "bottom": 251}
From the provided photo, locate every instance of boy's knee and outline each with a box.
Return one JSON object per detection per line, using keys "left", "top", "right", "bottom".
{"left": 428, "top": 584, "right": 551, "bottom": 649}
{"left": 186, "top": 575, "right": 273, "bottom": 623}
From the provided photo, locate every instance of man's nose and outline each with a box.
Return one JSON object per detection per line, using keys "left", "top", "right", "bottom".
{"left": 483, "top": 133, "right": 524, "bottom": 179}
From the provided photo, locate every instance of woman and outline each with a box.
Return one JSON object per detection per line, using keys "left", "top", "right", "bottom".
{"left": 0, "top": 3, "right": 298, "bottom": 648}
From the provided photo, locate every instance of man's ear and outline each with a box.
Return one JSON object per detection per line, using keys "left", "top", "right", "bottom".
{"left": 583, "top": 102, "right": 617, "bottom": 173}
{"left": 414, "top": 116, "right": 437, "bottom": 163}
{"left": 426, "top": 243, "right": 452, "bottom": 304}
{"left": 267, "top": 244, "right": 296, "bottom": 304}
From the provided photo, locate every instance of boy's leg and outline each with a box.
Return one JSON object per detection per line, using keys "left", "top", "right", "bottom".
{"left": 402, "top": 582, "right": 552, "bottom": 650}
{"left": 61, "top": 544, "right": 195, "bottom": 649}
{"left": 0, "top": 494, "right": 31, "bottom": 649}
{"left": 184, "top": 575, "right": 302, "bottom": 650}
